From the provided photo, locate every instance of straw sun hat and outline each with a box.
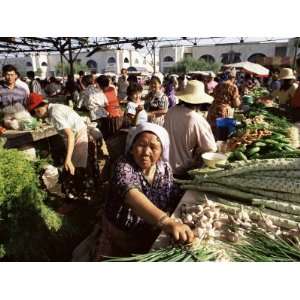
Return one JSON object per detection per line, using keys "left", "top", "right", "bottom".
{"left": 176, "top": 80, "right": 213, "bottom": 104}
{"left": 278, "top": 68, "right": 296, "bottom": 80}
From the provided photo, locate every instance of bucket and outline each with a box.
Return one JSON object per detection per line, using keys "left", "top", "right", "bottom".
{"left": 216, "top": 118, "right": 237, "bottom": 141}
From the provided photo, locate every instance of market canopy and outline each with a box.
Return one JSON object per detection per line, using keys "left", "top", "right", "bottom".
{"left": 225, "top": 61, "right": 270, "bottom": 77}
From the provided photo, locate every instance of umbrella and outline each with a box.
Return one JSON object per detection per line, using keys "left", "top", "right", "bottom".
{"left": 188, "top": 70, "right": 210, "bottom": 76}
{"left": 226, "top": 61, "right": 270, "bottom": 77}
{"left": 104, "top": 72, "right": 117, "bottom": 77}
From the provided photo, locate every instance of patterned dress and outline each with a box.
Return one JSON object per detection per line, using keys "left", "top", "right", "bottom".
{"left": 207, "top": 80, "right": 240, "bottom": 130}
{"left": 95, "top": 155, "right": 183, "bottom": 259}
{"left": 144, "top": 91, "right": 169, "bottom": 126}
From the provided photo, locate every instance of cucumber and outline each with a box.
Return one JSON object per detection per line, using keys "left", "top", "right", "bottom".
{"left": 254, "top": 142, "right": 267, "bottom": 147}
{"left": 271, "top": 133, "right": 285, "bottom": 139}
{"left": 249, "top": 153, "right": 260, "bottom": 159}
{"left": 272, "top": 144, "right": 284, "bottom": 151}
{"left": 227, "top": 152, "right": 235, "bottom": 161}
{"left": 270, "top": 136, "right": 290, "bottom": 144}
{"left": 236, "top": 144, "right": 247, "bottom": 153}
{"left": 234, "top": 151, "right": 248, "bottom": 162}
{"left": 282, "top": 145, "right": 296, "bottom": 152}
{"left": 247, "top": 146, "right": 260, "bottom": 156}
{"left": 263, "top": 139, "right": 280, "bottom": 145}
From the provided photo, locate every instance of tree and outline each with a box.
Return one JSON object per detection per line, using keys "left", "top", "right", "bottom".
{"left": 55, "top": 61, "right": 88, "bottom": 76}
{"left": 35, "top": 68, "right": 42, "bottom": 77}
{"left": 169, "top": 57, "right": 221, "bottom": 74}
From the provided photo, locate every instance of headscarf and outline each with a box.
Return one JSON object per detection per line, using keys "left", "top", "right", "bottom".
{"left": 125, "top": 122, "right": 170, "bottom": 162}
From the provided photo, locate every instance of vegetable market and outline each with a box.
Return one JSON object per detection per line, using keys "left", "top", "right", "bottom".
{"left": 1, "top": 37, "right": 300, "bottom": 262}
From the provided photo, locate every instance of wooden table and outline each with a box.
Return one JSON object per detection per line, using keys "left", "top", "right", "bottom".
{"left": 1, "top": 125, "right": 58, "bottom": 148}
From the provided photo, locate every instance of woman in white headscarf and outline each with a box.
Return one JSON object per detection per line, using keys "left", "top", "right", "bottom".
{"left": 94, "top": 122, "right": 194, "bottom": 260}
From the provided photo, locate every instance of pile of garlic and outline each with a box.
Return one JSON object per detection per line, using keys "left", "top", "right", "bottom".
{"left": 180, "top": 198, "right": 300, "bottom": 246}
{"left": 180, "top": 199, "right": 237, "bottom": 243}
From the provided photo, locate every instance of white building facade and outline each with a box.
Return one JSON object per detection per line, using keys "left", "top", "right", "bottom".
{"left": 159, "top": 40, "right": 300, "bottom": 73}
{"left": 0, "top": 49, "right": 154, "bottom": 78}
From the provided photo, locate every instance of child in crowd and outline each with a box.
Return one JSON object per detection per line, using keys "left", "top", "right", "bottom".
{"left": 125, "top": 83, "right": 148, "bottom": 127}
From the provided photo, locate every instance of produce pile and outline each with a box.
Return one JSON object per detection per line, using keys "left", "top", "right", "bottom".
{"left": 0, "top": 142, "right": 64, "bottom": 261}
{"left": 184, "top": 158, "right": 300, "bottom": 229}
{"left": 247, "top": 87, "right": 270, "bottom": 101}
{"left": 106, "top": 195, "right": 300, "bottom": 262}
{"left": 226, "top": 106, "right": 300, "bottom": 161}
{"left": 105, "top": 158, "right": 300, "bottom": 262}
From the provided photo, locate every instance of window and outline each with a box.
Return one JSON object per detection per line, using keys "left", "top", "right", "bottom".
{"left": 163, "top": 56, "right": 174, "bottom": 62}
{"left": 26, "top": 62, "right": 32, "bottom": 67}
{"left": 275, "top": 46, "right": 287, "bottom": 58}
{"left": 200, "top": 55, "right": 215, "bottom": 64}
{"left": 134, "top": 58, "right": 139, "bottom": 64}
{"left": 41, "top": 62, "right": 48, "bottom": 67}
{"left": 248, "top": 53, "right": 266, "bottom": 64}
{"left": 221, "top": 52, "right": 241, "bottom": 64}
{"left": 86, "top": 60, "right": 97, "bottom": 70}
{"left": 127, "top": 66, "right": 137, "bottom": 72}
{"left": 124, "top": 57, "right": 129, "bottom": 63}
{"left": 107, "top": 57, "right": 116, "bottom": 64}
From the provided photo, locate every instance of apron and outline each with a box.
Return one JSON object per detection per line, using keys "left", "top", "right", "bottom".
{"left": 63, "top": 127, "right": 88, "bottom": 168}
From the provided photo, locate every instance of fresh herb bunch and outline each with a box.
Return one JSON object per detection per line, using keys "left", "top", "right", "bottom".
{"left": 105, "top": 245, "right": 218, "bottom": 262}
{"left": 0, "top": 146, "right": 62, "bottom": 261}
{"left": 232, "top": 229, "right": 300, "bottom": 262}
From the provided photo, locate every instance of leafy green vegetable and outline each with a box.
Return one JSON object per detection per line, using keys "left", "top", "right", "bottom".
{"left": 0, "top": 146, "right": 63, "bottom": 261}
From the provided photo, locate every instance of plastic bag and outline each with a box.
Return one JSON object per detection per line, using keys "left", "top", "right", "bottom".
{"left": 42, "top": 165, "right": 59, "bottom": 190}
{"left": 2, "top": 103, "right": 37, "bottom": 130}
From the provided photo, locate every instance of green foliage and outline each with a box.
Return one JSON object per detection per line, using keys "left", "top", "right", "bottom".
{"left": 55, "top": 61, "right": 88, "bottom": 76}
{"left": 169, "top": 57, "right": 221, "bottom": 74}
{"left": 0, "top": 147, "right": 63, "bottom": 261}
{"left": 35, "top": 67, "right": 42, "bottom": 77}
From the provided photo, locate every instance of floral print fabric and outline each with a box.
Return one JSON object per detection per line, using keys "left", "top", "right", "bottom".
{"left": 105, "top": 155, "right": 182, "bottom": 234}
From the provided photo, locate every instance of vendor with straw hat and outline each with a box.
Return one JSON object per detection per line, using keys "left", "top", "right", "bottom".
{"left": 272, "top": 68, "right": 298, "bottom": 106}
{"left": 207, "top": 68, "right": 241, "bottom": 136}
{"left": 164, "top": 80, "right": 217, "bottom": 177}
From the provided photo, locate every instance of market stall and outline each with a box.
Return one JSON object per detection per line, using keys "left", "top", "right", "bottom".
{"left": 105, "top": 87, "right": 300, "bottom": 262}
{"left": 1, "top": 125, "right": 57, "bottom": 149}
{"left": 144, "top": 155, "right": 300, "bottom": 262}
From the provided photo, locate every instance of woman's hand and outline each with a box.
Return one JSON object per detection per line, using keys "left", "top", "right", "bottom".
{"left": 64, "top": 159, "right": 75, "bottom": 175}
{"left": 162, "top": 218, "right": 194, "bottom": 243}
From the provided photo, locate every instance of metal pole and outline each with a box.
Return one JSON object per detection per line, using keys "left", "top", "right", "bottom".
{"left": 60, "top": 52, "right": 64, "bottom": 77}
{"left": 293, "top": 37, "right": 300, "bottom": 71}
{"left": 153, "top": 41, "right": 156, "bottom": 73}
{"left": 68, "top": 38, "right": 74, "bottom": 78}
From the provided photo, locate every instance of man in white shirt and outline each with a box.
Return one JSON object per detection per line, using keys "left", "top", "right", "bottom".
{"left": 16, "top": 71, "right": 30, "bottom": 97}
{"left": 80, "top": 75, "right": 108, "bottom": 123}
{"left": 164, "top": 80, "right": 217, "bottom": 177}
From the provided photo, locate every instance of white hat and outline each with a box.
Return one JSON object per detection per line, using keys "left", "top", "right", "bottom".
{"left": 125, "top": 122, "right": 170, "bottom": 162}
{"left": 208, "top": 71, "right": 216, "bottom": 78}
{"left": 176, "top": 80, "right": 213, "bottom": 104}
{"left": 278, "top": 68, "right": 296, "bottom": 80}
